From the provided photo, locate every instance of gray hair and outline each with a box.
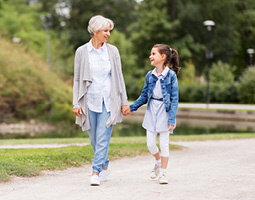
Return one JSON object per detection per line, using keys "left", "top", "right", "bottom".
{"left": 87, "top": 15, "right": 114, "bottom": 37}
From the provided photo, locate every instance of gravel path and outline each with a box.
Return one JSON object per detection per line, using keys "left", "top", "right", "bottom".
{"left": 1, "top": 139, "right": 255, "bottom": 200}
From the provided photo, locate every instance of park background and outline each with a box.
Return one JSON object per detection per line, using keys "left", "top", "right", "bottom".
{"left": 1, "top": 0, "right": 255, "bottom": 127}
{"left": 1, "top": 0, "right": 255, "bottom": 184}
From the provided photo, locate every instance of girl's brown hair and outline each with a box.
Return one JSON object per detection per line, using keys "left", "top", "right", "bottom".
{"left": 153, "top": 44, "right": 181, "bottom": 75}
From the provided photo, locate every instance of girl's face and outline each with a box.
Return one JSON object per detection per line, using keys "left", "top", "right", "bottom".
{"left": 149, "top": 48, "right": 165, "bottom": 67}
{"left": 93, "top": 26, "right": 111, "bottom": 43}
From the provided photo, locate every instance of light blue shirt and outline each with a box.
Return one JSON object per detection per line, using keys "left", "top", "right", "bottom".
{"left": 86, "top": 40, "right": 111, "bottom": 113}
{"left": 142, "top": 67, "right": 174, "bottom": 133}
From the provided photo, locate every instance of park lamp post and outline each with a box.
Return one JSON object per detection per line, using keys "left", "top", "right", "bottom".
{"left": 203, "top": 20, "right": 215, "bottom": 109}
{"left": 40, "top": 14, "right": 52, "bottom": 69}
{"left": 247, "top": 48, "right": 255, "bottom": 67}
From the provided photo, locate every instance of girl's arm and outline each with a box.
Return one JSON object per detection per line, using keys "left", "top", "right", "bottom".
{"left": 129, "top": 71, "right": 151, "bottom": 112}
{"left": 167, "top": 72, "right": 179, "bottom": 125}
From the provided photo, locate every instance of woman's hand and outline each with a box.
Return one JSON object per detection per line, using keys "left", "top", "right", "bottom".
{"left": 72, "top": 107, "right": 82, "bottom": 117}
{"left": 121, "top": 105, "right": 131, "bottom": 116}
{"left": 168, "top": 124, "right": 175, "bottom": 132}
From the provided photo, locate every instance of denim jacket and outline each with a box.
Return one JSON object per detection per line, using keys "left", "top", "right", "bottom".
{"left": 130, "top": 69, "right": 178, "bottom": 125}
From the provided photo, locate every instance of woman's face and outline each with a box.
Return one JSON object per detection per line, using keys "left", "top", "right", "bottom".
{"left": 93, "top": 26, "right": 111, "bottom": 43}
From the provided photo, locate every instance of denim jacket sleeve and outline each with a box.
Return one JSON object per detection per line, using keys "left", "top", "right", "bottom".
{"left": 168, "top": 71, "right": 179, "bottom": 125}
{"left": 130, "top": 71, "right": 151, "bottom": 112}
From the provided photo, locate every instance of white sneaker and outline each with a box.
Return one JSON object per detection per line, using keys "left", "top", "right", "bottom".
{"left": 90, "top": 175, "right": 100, "bottom": 186}
{"left": 99, "top": 168, "right": 111, "bottom": 181}
{"left": 158, "top": 172, "right": 168, "bottom": 184}
{"left": 150, "top": 164, "right": 160, "bottom": 179}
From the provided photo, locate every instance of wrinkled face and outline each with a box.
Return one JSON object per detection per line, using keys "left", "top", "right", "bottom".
{"left": 149, "top": 47, "right": 165, "bottom": 67}
{"left": 93, "top": 26, "right": 111, "bottom": 43}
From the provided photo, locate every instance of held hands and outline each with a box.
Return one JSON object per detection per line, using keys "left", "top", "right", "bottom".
{"left": 121, "top": 105, "right": 131, "bottom": 116}
{"left": 168, "top": 124, "right": 175, "bottom": 132}
{"left": 72, "top": 107, "right": 82, "bottom": 117}
{"left": 73, "top": 106, "right": 130, "bottom": 117}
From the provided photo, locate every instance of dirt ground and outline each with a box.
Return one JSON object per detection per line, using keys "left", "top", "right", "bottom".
{"left": 1, "top": 139, "right": 255, "bottom": 200}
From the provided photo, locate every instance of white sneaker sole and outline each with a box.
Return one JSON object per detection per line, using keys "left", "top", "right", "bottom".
{"left": 90, "top": 183, "right": 100, "bottom": 186}
{"left": 159, "top": 180, "right": 168, "bottom": 184}
{"left": 150, "top": 175, "right": 159, "bottom": 179}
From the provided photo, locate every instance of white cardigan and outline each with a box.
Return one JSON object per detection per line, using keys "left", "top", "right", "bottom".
{"left": 73, "top": 42, "right": 128, "bottom": 131}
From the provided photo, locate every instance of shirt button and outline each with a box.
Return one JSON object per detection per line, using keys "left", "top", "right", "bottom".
{"left": 163, "top": 94, "right": 166, "bottom": 96}
{"left": 162, "top": 78, "right": 164, "bottom": 81}
{"left": 162, "top": 86, "right": 165, "bottom": 88}
{"left": 165, "top": 101, "right": 167, "bottom": 104}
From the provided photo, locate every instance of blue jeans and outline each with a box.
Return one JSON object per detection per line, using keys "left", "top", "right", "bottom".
{"left": 87, "top": 102, "right": 113, "bottom": 174}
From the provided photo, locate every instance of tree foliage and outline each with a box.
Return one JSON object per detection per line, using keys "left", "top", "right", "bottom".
{"left": 0, "top": 36, "right": 74, "bottom": 122}
{"left": 1, "top": 0, "right": 255, "bottom": 105}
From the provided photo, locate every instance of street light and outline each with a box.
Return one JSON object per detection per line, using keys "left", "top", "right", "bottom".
{"left": 40, "top": 14, "right": 52, "bottom": 69}
{"left": 247, "top": 48, "right": 255, "bottom": 67}
{"left": 203, "top": 20, "right": 215, "bottom": 108}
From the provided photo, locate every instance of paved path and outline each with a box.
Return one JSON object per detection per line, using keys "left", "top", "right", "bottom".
{"left": 1, "top": 139, "right": 255, "bottom": 200}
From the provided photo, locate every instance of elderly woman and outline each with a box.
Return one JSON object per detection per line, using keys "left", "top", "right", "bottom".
{"left": 72, "top": 15, "right": 128, "bottom": 186}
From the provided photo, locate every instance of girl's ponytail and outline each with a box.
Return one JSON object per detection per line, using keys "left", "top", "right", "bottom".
{"left": 170, "top": 49, "right": 180, "bottom": 75}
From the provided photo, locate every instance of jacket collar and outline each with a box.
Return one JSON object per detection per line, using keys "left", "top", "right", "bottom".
{"left": 152, "top": 66, "right": 170, "bottom": 78}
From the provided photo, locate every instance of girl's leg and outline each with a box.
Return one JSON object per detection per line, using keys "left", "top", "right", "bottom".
{"left": 159, "top": 131, "right": 170, "bottom": 169}
{"left": 146, "top": 130, "right": 159, "bottom": 158}
{"left": 147, "top": 130, "right": 161, "bottom": 179}
{"left": 158, "top": 131, "right": 170, "bottom": 184}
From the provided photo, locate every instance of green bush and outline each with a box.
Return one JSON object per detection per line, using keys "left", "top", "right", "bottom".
{"left": 208, "top": 61, "right": 239, "bottom": 103}
{"left": 49, "top": 102, "right": 75, "bottom": 123}
{"left": 238, "top": 67, "right": 255, "bottom": 103}
{"left": 179, "top": 82, "right": 206, "bottom": 103}
{"left": 210, "top": 83, "right": 239, "bottom": 103}
{"left": 179, "top": 82, "right": 239, "bottom": 103}
{"left": 210, "top": 61, "right": 236, "bottom": 84}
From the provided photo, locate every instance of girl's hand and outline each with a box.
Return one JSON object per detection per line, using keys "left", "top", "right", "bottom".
{"left": 168, "top": 124, "right": 174, "bottom": 132}
{"left": 73, "top": 107, "right": 82, "bottom": 117}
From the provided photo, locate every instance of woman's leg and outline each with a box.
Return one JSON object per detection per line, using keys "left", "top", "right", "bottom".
{"left": 87, "top": 109, "right": 97, "bottom": 153}
{"left": 92, "top": 102, "right": 113, "bottom": 175}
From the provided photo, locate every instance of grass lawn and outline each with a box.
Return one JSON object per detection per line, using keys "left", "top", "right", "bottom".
{"left": 0, "top": 133, "right": 254, "bottom": 182}
{"left": 0, "top": 136, "right": 180, "bottom": 182}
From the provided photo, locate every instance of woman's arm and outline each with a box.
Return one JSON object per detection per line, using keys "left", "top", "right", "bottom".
{"left": 115, "top": 49, "right": 128, "bottom": 106}
{"left": 73, "top": 48, "right": 81, "bottom": 109}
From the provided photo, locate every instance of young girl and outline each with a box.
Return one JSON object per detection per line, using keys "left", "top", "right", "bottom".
{"left": 123, "top": 44, "right": 180, "bottom": 184}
